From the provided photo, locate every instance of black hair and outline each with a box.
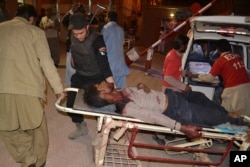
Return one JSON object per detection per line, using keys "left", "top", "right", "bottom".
{"left": 173, "top": 34, "right": 189, "bottom": 50}
{"left": 108, "top": 11, "right": 118, "bottom": 22}
{"left": 45, "top": 7, "right": 52, "bottom": 13}
{"left": 216, "top": 39, "right": 231, "bottom": 52}
{"left": 83, "top": 85, "right": 110, "bottom": 107}
{"left": 76, "top": 3, "right": 85, "bottom": 13}
{"left": 0, "top": 0, "right": 6, "bottom": 4}
{"left": 83, "top": 84, "right": 132, "bottom": 115}
{"left": 16, "top": 4, "right": 37, "bottom": 21}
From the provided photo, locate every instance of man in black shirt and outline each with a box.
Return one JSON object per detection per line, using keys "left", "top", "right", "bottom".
{"left": 66, "top": 14, "right": 116, "bottom": 140}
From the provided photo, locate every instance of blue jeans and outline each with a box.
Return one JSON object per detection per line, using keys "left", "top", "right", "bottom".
{"left": 163, "top": 89, "right": 246, "bottom": 127}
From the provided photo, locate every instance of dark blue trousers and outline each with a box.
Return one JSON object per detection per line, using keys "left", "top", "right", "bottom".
{"left": 163, "top": 89, "right": 246, "bottom": 127}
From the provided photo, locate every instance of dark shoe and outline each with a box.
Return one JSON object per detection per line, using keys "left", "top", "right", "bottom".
{"left": 152, "top": 134, "right": 166, "bottom": 145}
{"left": 165, "top": 134, "right": 177, "bottom": 141}
{"left": 28, "top": 164, "right": 36, "bottom": 167}
{"left": 68, "top": 122, "right": 88, "bottom": 139}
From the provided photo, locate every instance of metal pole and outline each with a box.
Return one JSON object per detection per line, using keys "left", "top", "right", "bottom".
{"left": 143, "top": 0, "right": 218, "bottom": 72}
{"left": 89, "top": 3, "right": 106, "bottom": 24}
{"left": 88, "top": 0, "right": 92, "bottom": 15}
{"left": 125, "top": 0, "right": 218, "bottom": 71}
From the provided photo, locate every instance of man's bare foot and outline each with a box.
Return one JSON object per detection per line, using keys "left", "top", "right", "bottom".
{"left": 228, "top": 109, "right": 243, "bottom": 118}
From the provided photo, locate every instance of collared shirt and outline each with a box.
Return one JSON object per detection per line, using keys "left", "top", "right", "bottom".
{"left": 162, "top": 49, "right": 186, "bottom": 91}
{"left": 0, "top": 17, "right": 63, "bottom": 100}
{"left": 121, "top": 87, "right": 181, "bottom": 130}
{"left": 101, "top": 21, "right": 130, "bottom": 77}
{"left": 39, "top": 15, "right": 60, "bottom": 38}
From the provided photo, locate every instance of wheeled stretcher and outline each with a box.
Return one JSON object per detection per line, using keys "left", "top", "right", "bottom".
{"left": 55, "top": 88, "right": 250, "bottom": 167}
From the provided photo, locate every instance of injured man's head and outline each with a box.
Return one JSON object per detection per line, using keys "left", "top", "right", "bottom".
{"left": 84, "top": 81, "right": 124, "bottom": 108}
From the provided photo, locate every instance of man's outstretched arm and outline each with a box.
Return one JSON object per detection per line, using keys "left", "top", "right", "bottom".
{"left": 124, "top": 103, "right": 202, "bottom": 139}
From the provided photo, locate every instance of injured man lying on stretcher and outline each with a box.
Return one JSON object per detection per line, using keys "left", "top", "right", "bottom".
{"left": 83, "top": 81, "right": 250, "bottom": 140}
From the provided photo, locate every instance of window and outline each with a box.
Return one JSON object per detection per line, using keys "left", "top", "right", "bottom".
{"left": 231, "top": 45, "right": 243, "bottom": 58}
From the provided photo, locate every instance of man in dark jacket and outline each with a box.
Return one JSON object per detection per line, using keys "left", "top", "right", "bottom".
{"left": 66, "top": 14, "right": 116, "bottom": 140}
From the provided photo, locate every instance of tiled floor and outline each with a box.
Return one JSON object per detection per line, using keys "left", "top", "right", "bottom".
{"left": 0, "top": 42, "right": 238, "bottom": 167}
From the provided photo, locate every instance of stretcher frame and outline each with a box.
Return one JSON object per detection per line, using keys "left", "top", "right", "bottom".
{"left": 55, "top": 88, "right": 250, "bottom": 167}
